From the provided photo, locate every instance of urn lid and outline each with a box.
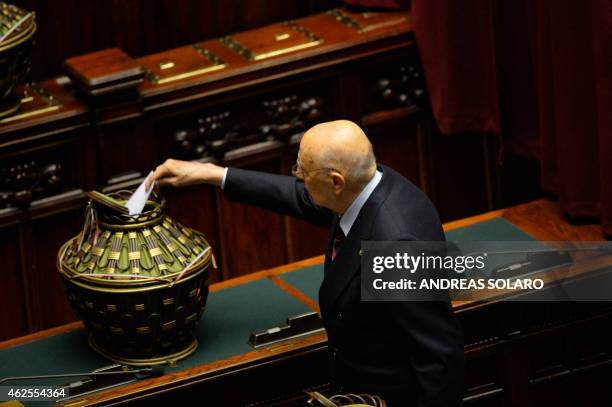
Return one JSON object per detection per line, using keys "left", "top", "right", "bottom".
{"left": 58, "top": 190, "right": 212, "bottom": 286}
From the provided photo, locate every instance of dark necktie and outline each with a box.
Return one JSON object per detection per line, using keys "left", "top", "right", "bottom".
{"left": 331, "top": 225, "right": 346, "bottom": 261}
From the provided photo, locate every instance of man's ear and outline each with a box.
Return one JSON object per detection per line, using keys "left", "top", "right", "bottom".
{"left": 330, "top": 171, "right": 345, "bottom": 193}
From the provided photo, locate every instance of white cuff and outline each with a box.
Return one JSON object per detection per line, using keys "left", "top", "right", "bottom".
{"left": 220, "top": 167, "right": 229, "bottom": 189}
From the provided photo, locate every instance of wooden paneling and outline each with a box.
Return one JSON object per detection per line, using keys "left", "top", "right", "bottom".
{"left": 97, "top": 119, "right": 156, "bottom": 185}
{"left": 164, "top": 184, "right": 222, "bottom": 283}
{"left": 30, "top": 208, "right": 82, "bottom": 329}
{"left": 0, "top": 223, "right": 27, "bottom": 340}
{"left": 218, "top": 159, "right": 288, "bottom": 278}
{"left": 565, "top": 362, "right": 612, "bottom": 407}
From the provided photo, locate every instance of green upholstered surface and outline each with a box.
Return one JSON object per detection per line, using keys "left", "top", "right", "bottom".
{"left": 279, "top": 264, "right": 324, "bottom": 303}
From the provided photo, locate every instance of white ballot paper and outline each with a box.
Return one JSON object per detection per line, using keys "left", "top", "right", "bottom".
{"left": 125, "top": 171, "right": 155, "bottom": 215}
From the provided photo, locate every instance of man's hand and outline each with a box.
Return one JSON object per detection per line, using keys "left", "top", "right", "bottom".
{"left": 147, "top": 159, "right": 225, "bottom": 189}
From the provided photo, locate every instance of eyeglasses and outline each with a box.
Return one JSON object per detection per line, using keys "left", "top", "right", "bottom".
{"left": 291, "top": 161, "right": 339, "bottom": 179}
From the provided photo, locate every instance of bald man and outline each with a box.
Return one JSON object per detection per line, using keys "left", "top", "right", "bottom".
{"left": 150, "top": 120, "right": 464, "bottom": 407}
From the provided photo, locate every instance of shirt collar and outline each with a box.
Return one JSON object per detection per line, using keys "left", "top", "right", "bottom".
{"left": 339, "top": 169, "right": 383, "bottom": 236}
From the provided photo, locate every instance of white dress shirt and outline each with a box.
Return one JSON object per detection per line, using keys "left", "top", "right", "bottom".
{"left": 339, "top": 170, "right": 383, "bottom": 236}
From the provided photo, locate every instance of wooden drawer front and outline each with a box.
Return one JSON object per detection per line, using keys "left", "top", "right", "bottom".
{"left": 528, "top": 336, "right": 570, "bottom": 386}
{"left": 527, "top": 310, "right": 612, "bottom": 407}
{"left": 154, "top": 82, "right": 336, "bottom": 166}
{"left": 458, "top": 305, "right": 504, "bottom": 352}
{"left": 463, "top": 354, "right": 504, "bottom": 407}
{"left": 566, "top": 311, "right": 612, "bottom": 370}
{"left": 0, "top": 136, "right": 84, "bottom": 210}
{"left": 360, "top": 50, "right": 426, "bottom": 118}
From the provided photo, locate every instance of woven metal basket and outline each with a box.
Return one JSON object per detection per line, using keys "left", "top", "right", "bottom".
{"left": 57, "top": 189, "right": 213, "bottom": 365}
{"left": 0, "top": 2, "right": 36, "bottom": 118}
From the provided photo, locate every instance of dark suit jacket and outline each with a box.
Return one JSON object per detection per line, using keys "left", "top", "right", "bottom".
{"left": 224, "top": 164, "right": 464, "bottom": 407}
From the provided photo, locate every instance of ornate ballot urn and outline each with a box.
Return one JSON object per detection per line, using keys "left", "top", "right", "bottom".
{"left": 0, "top": 2, "right": 36, "bottom": 118}
{"left": 57, "top": 190, "right": 213, "bottom": 365}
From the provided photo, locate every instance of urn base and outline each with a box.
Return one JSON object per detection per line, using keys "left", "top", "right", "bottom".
{"left": 88, "top": 332, "right": 199, "bottom": 366}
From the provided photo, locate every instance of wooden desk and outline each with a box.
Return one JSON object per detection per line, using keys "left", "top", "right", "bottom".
{"left": 1, "top": 199, "right": 611, "bottom": 407}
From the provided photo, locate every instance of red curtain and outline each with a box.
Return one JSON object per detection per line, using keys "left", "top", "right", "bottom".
{"left": 347, "top": 0, "right": 612, "bottom": 237}
{"left": 411, "top": 1, "right": 501, "bottom": 135}
{"left": 413, "top": 0, "right": 612, "bottom": 236}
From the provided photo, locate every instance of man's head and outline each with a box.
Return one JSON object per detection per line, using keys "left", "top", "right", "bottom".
{"left": 293, "top": 120, "right": 377, "bottom": 213}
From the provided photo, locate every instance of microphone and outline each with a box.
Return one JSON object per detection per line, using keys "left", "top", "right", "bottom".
{"left": 0, "top": 365, "right": 164, "bottom": 384}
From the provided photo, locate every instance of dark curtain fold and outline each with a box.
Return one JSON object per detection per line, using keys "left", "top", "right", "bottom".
{"left": 536, "top": 1, "right": 601, "bottom": 219}
{"left": 411, "top": 0, "right": 501, "bottom": 135}
{"left": 347, "top": 0, "right": 612, "bottom": 236}
{"left": 593, "top": 1, "right": 612, "bottom": 236}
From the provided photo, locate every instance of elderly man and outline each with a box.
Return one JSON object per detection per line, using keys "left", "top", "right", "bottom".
{"left": 150, "top": 120, "right": 464, "bottom": 406}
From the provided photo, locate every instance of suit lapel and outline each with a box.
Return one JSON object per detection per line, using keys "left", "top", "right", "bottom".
{"left": 324, "top": 214, "right": 340, "bottom": 274}
{"left": 319, "top": 165, "right": 392, "bottom": 312}
{"left": 320, "top": 225, "right": 365, "bottom": 312}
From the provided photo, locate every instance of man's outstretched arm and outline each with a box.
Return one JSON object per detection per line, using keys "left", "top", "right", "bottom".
{"left": 223, "top": 167, "right": 333, "bottom": 228}
{"left": 150, "top": 159, "right": 334, "bottom": 228}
